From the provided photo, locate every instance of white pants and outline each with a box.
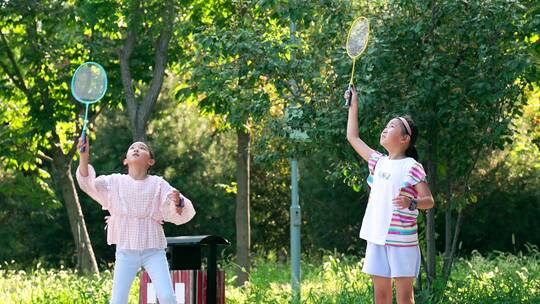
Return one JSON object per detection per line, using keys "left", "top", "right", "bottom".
{"left": 110, "top": 248, "right": 175, "bottom": 304}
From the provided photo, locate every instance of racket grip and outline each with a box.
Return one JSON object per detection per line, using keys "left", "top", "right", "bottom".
{"left": 79, "top": 131, "right": 86, "bottom": 153}
{"left": 345, "top": 85, "right": 353, "bottom": 107}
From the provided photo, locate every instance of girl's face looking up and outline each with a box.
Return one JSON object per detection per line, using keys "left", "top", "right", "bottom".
{"left": 380, "top": 118, "right": 410, "bottom": 152}
{"left": 124, "top": 141, "right": 155, "bottom": 168}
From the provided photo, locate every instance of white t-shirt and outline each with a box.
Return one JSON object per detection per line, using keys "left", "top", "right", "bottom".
{"left": 359, "top": 151, "right": 426, "bottom": 246}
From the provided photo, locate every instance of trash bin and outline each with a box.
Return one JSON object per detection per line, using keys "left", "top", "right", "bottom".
{"left": 139, "top": 235, "right": 230, "bottom": 304}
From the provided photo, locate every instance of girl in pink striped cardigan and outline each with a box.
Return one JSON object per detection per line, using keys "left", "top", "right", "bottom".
{"left": 76, "top": 138, "right": 196, "bottom": 304}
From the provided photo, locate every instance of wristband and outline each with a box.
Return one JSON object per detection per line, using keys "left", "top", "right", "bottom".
{"left": 176, "top": 196, "right": 185, "bottom": 208}
{"left": 408, "top": 199, "right": 418, "bottom": 211}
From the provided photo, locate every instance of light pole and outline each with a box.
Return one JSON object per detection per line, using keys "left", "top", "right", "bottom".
{"left": 289, "top": 19, "right": 301, "bottom": 304}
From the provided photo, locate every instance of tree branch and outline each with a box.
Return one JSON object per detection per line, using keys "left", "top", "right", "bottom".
{"left": 444, "top": 209, "right": 462, "bottom": 282}
{"left": 139, "top": 0, "right": 175, "bottom": 131}
{"left": 37, "top": 150, "right": 54, "bottom": 163}
{"left": 118, "top": 0, "right": 140, "bottom": 132}
{"left": 0, "top": 31, "right": 31, "bottom": 99}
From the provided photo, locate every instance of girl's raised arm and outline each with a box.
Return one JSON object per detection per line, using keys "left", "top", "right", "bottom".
{"left": 346, "top": 85, "right": 375, "bottom": 162}
{"left": 77, "top": 137, "right": 90, "bottom": 177}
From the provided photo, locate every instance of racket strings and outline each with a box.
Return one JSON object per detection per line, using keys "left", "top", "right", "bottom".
{"left": 73, "top": 65, "right": 106, "bottom": 102}
{"left": 346, "top": 19, "right": 369, "bottom": 58}
{"left": 344, "top": 17, "right": 369, "bottom": 106}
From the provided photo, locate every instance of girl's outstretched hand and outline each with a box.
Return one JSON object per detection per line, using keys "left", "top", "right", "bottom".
{"left": 170, "top": 190, "right": 184, "bottom": 215}
{"left": 76, "top": 136, "right": 90, "bottom": 177}
{"left": 343, "top": 84, "right": 358, "bottom": 105}
{"left": 77, "top": 137, "right": 89, "bottom": 157}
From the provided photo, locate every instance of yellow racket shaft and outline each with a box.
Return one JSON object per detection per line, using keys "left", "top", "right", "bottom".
{"left": 349, "top": 59, "right": 356, "bottom": 85}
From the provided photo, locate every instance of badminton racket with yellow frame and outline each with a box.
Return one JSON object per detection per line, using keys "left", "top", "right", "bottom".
{"left": 345, "top": 17, "right": 370, "bottom": 106}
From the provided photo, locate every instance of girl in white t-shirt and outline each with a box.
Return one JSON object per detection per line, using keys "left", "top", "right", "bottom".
{"left": 345, "top": 85, "right": 434, "bottom": 304}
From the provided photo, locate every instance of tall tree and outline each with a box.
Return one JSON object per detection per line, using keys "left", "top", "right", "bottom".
{"left": 117, "top": 0, "right": 177, "bottom": 141}
{"left": 183, "top": 0, "right": 289, "bottom": 285}
{"left": 77, "top": 0, "right": 184, "bottom": 143}
{"left": 0, "top": 0, "right": 120, "bottom": 273}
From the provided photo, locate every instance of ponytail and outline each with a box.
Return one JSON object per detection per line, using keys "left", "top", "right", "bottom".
{"left": 406, "top": 145, "right": 419, "bottom": 161}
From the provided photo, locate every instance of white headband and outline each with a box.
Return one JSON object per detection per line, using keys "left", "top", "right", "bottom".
{"left": 398, "top": 117, "right": 412, "bottom": 135}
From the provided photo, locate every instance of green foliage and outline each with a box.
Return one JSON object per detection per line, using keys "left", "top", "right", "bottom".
{"left": 0, "top": 170, "right": 71, "bottom": 265}
{"left": 255, "top": 0, "right": 361, "bottom": 161}
{"left": 0, "top": 0, "right": 539, "bottom": 281}
{"left": 183, "top": 0, "right": 289, "bottom": 128}
{"left": 0, "top": 0, "right": 123, "bottom": 203}
{"left": 0, "top": 264, "right": 139, "bottom": 304}
{"left": 0, "top": 0, "right": 121, "bottom": 147}
{"left": 458, "top": 87, "right": 540, "bottom": 253}
{"left": 1, "top": 250, "right": 538, "bottom": 303}
{"left": 225, "top": 253, "right": 374, "bottom": 303}
{"left": 227, "top": 249, "right": 540, "bottom": 304}
{"left": 439, "top": 248, "right": 540, "bottom": 303}
{"left": 254, "top": 0, "right": 537, "bottom": 199}
{"left": 346, "top": 0, "right": 535, "bottom": 200}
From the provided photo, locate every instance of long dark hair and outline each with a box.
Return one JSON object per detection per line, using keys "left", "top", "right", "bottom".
{"left": 398, "top": 115, "right": 419, "bottom": 161}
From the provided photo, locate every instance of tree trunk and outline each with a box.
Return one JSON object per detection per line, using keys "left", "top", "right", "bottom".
{"left": 444, "top": 210, "right": 463, "bottom": 282}
{"left": 51, "top": 149, "right": 98, "bottom": 274}
{"left": 443, "top": 177, "right": 453, "bottom": 279}
{"left": 424, "top": 0, "right": 441, "bottom": 289}
{"left": 424, "top": 144, "right": 438, "bottom": 287}
{"left": 445, "top": 207, "right": 452, "bottom": 256}
{"left": 235, "top": 123, "right": 251, "bottom": 286}
{"left": 118, "top": 0, "right": 175, "bottom": 142}
{"left": 425, "top": 209, "right": 436, "bottom": 285}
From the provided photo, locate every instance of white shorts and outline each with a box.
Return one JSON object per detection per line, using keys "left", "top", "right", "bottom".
{"left": 362, "top": 242, "right": 421, "bottom": 278}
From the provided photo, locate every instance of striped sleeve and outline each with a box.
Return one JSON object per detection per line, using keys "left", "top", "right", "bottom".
{"left": 367, "top": 151, "right": 384, "bottom": 175}
{"left": 403, "top": 161, "right": 427, "bottom": 188}
{"left": 366, "top": 151, "right": 384, "bottom": 187}
{"left": 386, "top": 160, "right": 426, "bottom": 247}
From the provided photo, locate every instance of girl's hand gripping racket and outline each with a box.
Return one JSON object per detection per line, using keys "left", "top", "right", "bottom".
{"left": 345, "top": 17, "right": 369, "bottom": 107}
{"left": 71, "top": 62, "right": 108, "bottom": 152}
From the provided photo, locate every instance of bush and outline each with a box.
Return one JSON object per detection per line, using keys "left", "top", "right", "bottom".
{"left": 1, "top": 249, "right": 538, "bottom": 303}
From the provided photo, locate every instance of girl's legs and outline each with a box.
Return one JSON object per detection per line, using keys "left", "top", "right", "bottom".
{"left": 371, "top": 275, "right": 392, "bottom": 304}
{"left": 363, "top": 242, "right": 393, "bottom": 303}
{"left": 363, "top": 243, "right": 420, "bottom": 304}
{"left": 388, "top": 245, "right": 420, "bottom": 304}
{"left": 142, "top": 249, "right": 176, "bottom": 304}
{"left": 394, "top": 277, "right": 415, "bottom": 304}
{"left": 110, "top": 250, "right": 141, "bottom": 304}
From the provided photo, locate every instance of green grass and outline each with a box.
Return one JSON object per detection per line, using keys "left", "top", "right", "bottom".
{"left": 438, "top": 249, "right": 540, "bottom": 304}
{"left": 224, "top": 253, "right": 373, "bottom": 303}
{"left": 0, "top": 263, "right": 139, "bottom": 304}
{"left": 1, "top": 249, "right": 539, "bottom": 303}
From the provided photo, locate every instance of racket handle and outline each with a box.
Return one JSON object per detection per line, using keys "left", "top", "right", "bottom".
{"left": 80, "top": 130, "right": 86, "bottom": 153}
{"left": 345, "top": 84, "right": 353, "bottom": 107}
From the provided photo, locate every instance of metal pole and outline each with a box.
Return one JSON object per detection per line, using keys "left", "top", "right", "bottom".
{"left": 207, "top": 244, "right": 217, "bottom": 304}
{"left": 289, "top": 18, "right": 301, "bottom": 304}
{"left": 290, "top": 158, "right": 301, "bottom": 302}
